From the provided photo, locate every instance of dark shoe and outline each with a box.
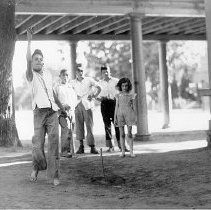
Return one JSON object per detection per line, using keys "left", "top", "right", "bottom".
{"left": 90, "top": 147, "right": 99, "bottom": 154}
{"left": 76, "top": 145, "right": 84, "bottom": 154}
{"left": 106, "top": 147, "right": 114, "bottom": 152}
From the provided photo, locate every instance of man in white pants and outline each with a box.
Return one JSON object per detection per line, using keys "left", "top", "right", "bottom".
{"left": 70, "top": 65, "right": 101, "bottom": 154}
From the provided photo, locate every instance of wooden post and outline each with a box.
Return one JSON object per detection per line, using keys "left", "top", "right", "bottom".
{"left": 202, "top": 0, "right": 211, "bottom": 147}
{"left": 69, "top": 41, "right": 77, "bottom": 80}
{"left": 198, "top": 89, "right": 211, "bottom": 147}
{"left": 130, "top": 13, "right": 150, "bottom": 141}
{"left": 159, "top": 41, "right": 170, "bottom": 129}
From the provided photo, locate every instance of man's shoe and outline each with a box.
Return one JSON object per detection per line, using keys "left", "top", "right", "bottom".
{"left": 90, "top": 147, "right": 99, "bottom": 154}
{"left": 76, "top": 145, "right": 84, "bottom": 154}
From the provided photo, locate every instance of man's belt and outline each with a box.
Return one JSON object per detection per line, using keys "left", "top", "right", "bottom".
{"left": 101, "top": 97, "right": 115, "bottom": 102}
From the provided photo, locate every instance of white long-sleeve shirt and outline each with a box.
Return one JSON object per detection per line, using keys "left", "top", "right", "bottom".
{"left": 98, "top": 77, "right": 119, "bottom": 100}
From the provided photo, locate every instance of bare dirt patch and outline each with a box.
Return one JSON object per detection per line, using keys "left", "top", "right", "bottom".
{"left": 0, "top": 143, "right": 211, "bottom": 209}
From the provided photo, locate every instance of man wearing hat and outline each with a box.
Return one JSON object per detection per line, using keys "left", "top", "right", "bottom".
{"left": 70, "top": 64, "right": 101, "bottom": 154}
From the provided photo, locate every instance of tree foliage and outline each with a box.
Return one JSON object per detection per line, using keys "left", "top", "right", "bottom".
{"left": 84, "top": 41, "right": 159, "bottom": 86}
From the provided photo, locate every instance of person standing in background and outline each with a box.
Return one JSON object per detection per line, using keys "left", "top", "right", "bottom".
{"left": 70, "top": 64, "right": 101, "bottom": 154}
{"left": 54, "top": 69, "right": 77, "bottom": 158}
{"left": 97, "top": 65, "right": 123, "bottom": 152}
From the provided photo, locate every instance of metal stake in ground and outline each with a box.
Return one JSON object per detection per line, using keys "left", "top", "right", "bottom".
{"left": 100, "top": 148, "right": 107, "bottom": 182}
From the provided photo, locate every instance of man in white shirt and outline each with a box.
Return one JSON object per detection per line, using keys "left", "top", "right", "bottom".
{"left": 54, "top": 69, "right": 77, "bottom": 158}
{"left": 70, "top": 64, "right": 101, "bottom": 154}
{"left": 26, "top": 28, "right": 64, "bottom": 186}
{"left": 97, "top": 65, "right": 122, "bottom": 152}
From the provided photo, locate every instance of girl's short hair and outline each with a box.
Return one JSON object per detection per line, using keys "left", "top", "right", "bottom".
{"left": 59, "top": 69, "right": 68, "bottom": 76}
{"left": 116, "top": 77, "right": 132, "bottom": 92}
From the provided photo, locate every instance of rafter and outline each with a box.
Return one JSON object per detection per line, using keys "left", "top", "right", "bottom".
{"left": 15, "top": 14, "right": 33, "bottom": 28}
{"left": 101, "top": 19, "right": 129, "bottom": 34}
{"left": 167, "top": 18, "right": 199, "bottom": 34}
{"left": 57, "top": 16, "right": 95, "bottom": 34}
{"left": 184, "top": 23, "right": 206, "bottom": 34}
{"left": 87, "top": 16, "right": 125, "bottom": 34}
{"left": 184, "top": 20, "right": 205, "bottom": 34}
{"left": 43, "top": 16, "right": 78, "bottom": 34}
{"left": 179, "top": 18, "right": 204, "bottom": 34}
{"left": 16, "top": 15, "right": 48, "bottom": 34}
{"left": 115, "top": 24, "right": 130, "bottom": 35}
{"left": 32, "top": 15, "right": 64, "bottom": 34}
{"left": 142, "top": 17, "right": 168, "bottom": 33}
{"left": 154, "top": 18, "right": 193, "bottom": 34}
{"left": 71, "top": 16, "right": 110, "bottom": 34}
{"left": 144, "top": 17, "right": 189, "bottom": 34}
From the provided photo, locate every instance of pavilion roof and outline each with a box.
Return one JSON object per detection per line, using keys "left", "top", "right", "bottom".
{"left": 15, "top": 0, "right": 206, "bottom": 41}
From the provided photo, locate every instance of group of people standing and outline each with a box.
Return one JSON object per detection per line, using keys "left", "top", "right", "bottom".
{"left": 26, "top": 28, "right": 137, "bottom": 186}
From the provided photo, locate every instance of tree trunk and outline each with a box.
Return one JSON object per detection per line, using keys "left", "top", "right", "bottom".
{"left": 0, "top": 0, "right": 22, "bottom": 147}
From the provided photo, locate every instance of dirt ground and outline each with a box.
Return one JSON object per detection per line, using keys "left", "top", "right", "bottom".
{"left": 0, "top": 132, "right": 211, "bottom": 209}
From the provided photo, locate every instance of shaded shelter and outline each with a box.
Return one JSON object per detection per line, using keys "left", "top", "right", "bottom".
{"left": 11, "top": 0, "right": 209, "bottom": 140}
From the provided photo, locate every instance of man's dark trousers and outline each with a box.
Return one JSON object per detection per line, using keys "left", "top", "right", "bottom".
{"left": 101, "top": 98, "right": 120, "bottom": 148}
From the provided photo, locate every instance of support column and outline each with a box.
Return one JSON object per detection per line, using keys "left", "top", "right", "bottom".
{"left": 159, "top": 41, "right": 170, "bottom": 129}
{"left": 204, "top": 0, "right": 211, "bottom": 147}
{"left": 130, "top": 13, "right": 150, "bottom": 141}
{"left": 69, "top": 41, "right": 77, "bottom": 80}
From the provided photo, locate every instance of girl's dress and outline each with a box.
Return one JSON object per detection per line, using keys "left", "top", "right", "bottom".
{"left": 115, "top": 93, "right": 137, "bottom": 127}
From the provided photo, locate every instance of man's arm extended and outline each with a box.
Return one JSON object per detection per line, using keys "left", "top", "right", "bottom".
{"left": 26, "top": 28, "right": 33, "bottom": 82}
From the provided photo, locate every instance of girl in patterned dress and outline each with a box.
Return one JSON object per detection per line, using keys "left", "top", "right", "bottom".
{"left": 114, "top": 78, "right": 137, "bottom": 158}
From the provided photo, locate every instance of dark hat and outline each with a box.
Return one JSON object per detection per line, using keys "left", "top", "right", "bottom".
{"left": 76, "top": 63, "right": 82, "bottom": 68}
{"left": 32, "top": 49, "right": 43, "bottom": 58}
{"left": 59, "top": 69, "right": 68, "bottom": 76}
{"left": 100, "top": 66, "right": 107, "bottom": 71}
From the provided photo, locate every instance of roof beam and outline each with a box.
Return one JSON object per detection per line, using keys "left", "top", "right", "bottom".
{"left": 71, "top": 16, "right": 110, "bottom": 34}
{"left": 167, "top": 18, "right": 199, "bottom": 34}
{"left": 32, "top": 16, "right": 64, "bottom": 34}
{"left": 87, "top": 16, "right": 125, "bottom": 34}
{"left": 16, "top": 34, "right": 130, "bottom": 41}
{"left": 16, "top": 33, "right": 206, "bottom": 41}
{"left": 15, "top": 0, "right": 205, "bottom": 17}
{"left": 115, "top": 24, "right": 130, "bottom": 35}
{"left": 15, "top": 14, "right": 33, "bottom": 28}
{"left": 16, "top": 15, "right": 48, "bottom": 34}
{"left": 154, "top": 18, "right": 193, "bottom": 34}
{"left": 184, "top": 20, "right": 205, "bottom": 34}
{"left": 144, "top": 18, "right": 178, "bottom": 34}
{"left": 43, "top": 16, "right": 78, "bottom": 34}
{"left": 101, "top": 19, "right": 129, "bottom": 34}
{"left": 57, "top": 16, "right": 95, "bottom": 34}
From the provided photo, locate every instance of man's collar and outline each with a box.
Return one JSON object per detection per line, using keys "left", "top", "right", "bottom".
{"left": 33, "top": 69, "right": 44, "bottom": 75}
{"left": 103, "top": 76, "right": 111, "bottom": 82}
